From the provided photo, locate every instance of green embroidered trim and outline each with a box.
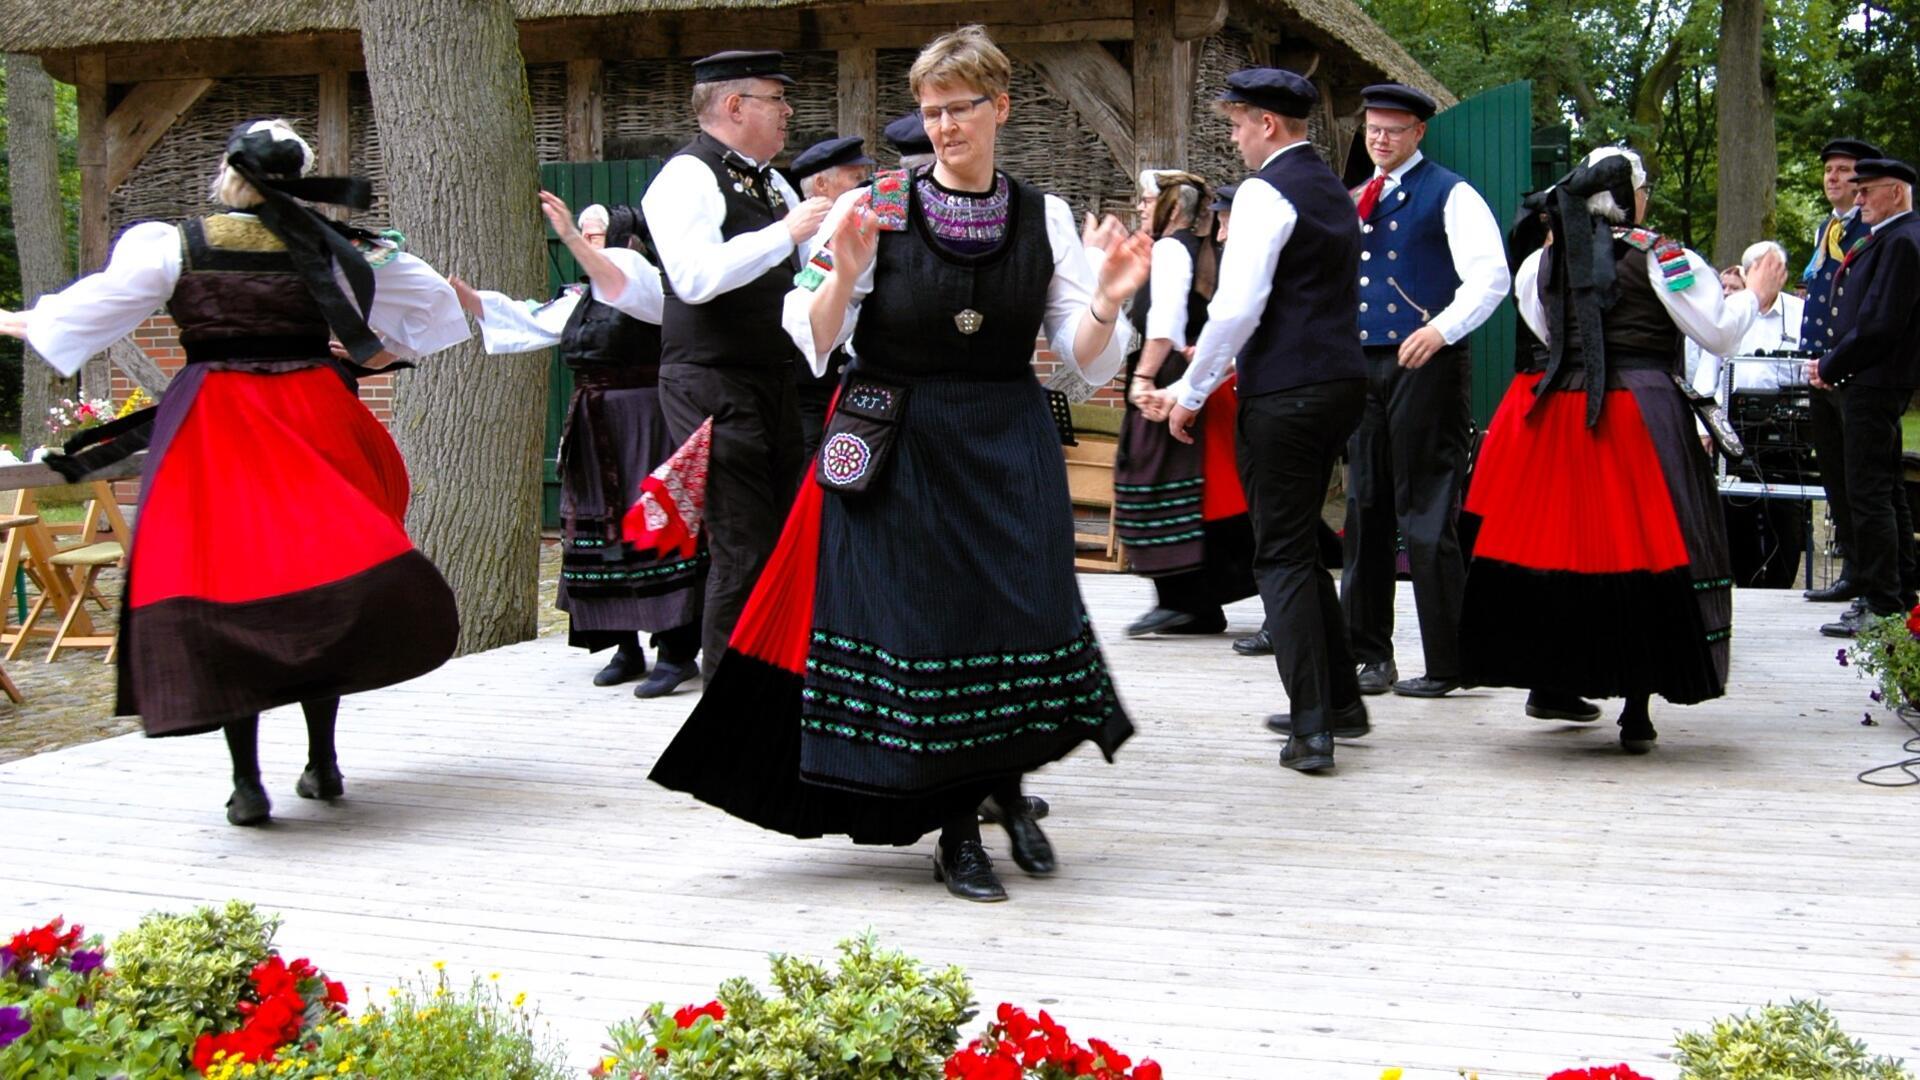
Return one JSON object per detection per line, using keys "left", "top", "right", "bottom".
{"left": 1115, "top": 511, "right": 1204, "bottom": 530}
{"left": 1693, "top": 576, "right": 1734, "bottom": 591}
{"left": 560, "top": 555, "right": 706, "bottom": 583}
{"left": 1113, "top": 493, "right": 1202, "bottom": 511}
{"left": 811, "top": 625, "right": 1095, "bottom": 674}
{"left": 808, "top": 655, "right": 1105, "bottom": 703}
{"left": 801, "top": 712, "right": 1113, "bottom": 753}
{"left": 1704, "top": 628, "right": 1732, "bottom": 643}
{"left": 1112, "top": 477, "right": 1204, "bottom": 494}
{"left": 1120, "top": 529, "right": 1205, "bottom": 546}
{"left": 801, "top": 684, "right": 1115, "bottom": 732}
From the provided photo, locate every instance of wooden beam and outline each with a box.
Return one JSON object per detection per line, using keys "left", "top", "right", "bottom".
{"left": 1173, "top": 0, "right": 1227, "bottom": 40}
{"left": 317, "top": 71, "right": 352, "bottom": 219}
{"left": 0, "top": 452, "right": 145, "bottom": 493}
{"left": 104, "top": 78, "right": 215, "bottom": 191}
{"left": 1012, "top": 43, "right": 1134, "bottom": 180}
{"left": 75, "top": 52, "right": 109, "bottom": 272}
{"left": 565, "top": 59, "right": 604, "bottom": 161}
{"left": 1132, "top": 0, "right": 1195, "bottom": 175}
{"left": 836, "top": 47, "right": 877, "bottom": 148}
{"left": 1273, "top": 43, "right": 1321, "bottom": 79}
{"left": 107, "top": 339, "right": 172, "bottom": 396}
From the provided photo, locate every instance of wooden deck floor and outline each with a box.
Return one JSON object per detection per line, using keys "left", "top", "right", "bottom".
{"left": 3, "top": 577, "right": 1916, "bottom": 1079}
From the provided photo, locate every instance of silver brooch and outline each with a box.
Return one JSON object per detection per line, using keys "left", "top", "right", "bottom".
{"left": 954, "top": 309, "right": 984, "bottom": 335}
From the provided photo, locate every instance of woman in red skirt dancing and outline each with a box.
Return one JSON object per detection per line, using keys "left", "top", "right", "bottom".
{"left": 0, "top": 120, "right": 468, "bottom": 823}
{"left": 1460, "top": 146, "right": 1785, "bottom": 752}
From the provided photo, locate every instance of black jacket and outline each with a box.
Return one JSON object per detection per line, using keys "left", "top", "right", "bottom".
{"left": 1819, "top": 211, "right": 1920, "bottom": 390}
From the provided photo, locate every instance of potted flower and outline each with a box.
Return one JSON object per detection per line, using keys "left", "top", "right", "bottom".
{"left": 1843, "top": 605, "right": 1920, "bottom": 713}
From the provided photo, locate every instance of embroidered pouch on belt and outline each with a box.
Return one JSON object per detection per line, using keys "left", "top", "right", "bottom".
{"left": 1671, "top": 373, "right": 1746, "bottom": 461}
{"left": 816, "top": 377, "right": 910, "bottom": 496}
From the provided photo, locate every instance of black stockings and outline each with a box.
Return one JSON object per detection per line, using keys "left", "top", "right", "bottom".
{"left": 222, "top": 697, "right": 342, "bottom": 784}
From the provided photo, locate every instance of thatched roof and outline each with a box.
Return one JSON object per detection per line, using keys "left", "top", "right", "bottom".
{"left": 0, "top": 0, "right": 1447, "bottom": 100}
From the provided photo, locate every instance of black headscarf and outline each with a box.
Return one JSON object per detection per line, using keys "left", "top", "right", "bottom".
{"left": 221, "top": 121, "right": 386, "bottom": 366}
{"left": 1523, "top": 151, "right": 1639, "bottom": 428}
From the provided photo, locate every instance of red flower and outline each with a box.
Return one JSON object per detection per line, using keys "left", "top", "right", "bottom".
{"left": 1906, "top": 606, "right": 1920, "bottom": 635}
{"left": 323, "top": 978, "right": 349, "bottom": 1006}
{"left": 1133, "top": 1060, "right": 1163, "bottom": 1080}
{"left": 7, "top": 918, "right": 83, "bottom": 963}
{"left": 672, "top": 1000, "right": 725, "bottom": 1028}
{"left": 1548, "top": 1068, "right": 1654, "bottom": 1080}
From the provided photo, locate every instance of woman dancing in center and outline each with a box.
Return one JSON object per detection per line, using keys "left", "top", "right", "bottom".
{"left": 648, "top": 25, "right": 1151, "bottom": 901}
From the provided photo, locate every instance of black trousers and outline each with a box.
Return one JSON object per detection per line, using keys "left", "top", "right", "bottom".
{"left": 659, "top": 362, "right": 805, "bottom": 679}
{"left": 1153, "top": 570, "right": 1223, "bottom": 618}
{"left": 1809, "top": 386, "right": 1853, "bottom": 568}
{"left": 1237, "top": 379, "right": 1367, "bottom": 736}
{"left": 1341, "top": 343, "right": 1472, "bottom": 676}
{"left": 1839, "top": 384, "right": 1917, "bottom": 615}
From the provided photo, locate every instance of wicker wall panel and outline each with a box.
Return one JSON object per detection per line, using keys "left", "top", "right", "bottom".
{"left": 345, "top": 74, "right": 391, "bottom": 229}
{"left": 529, "top": 63, "right": 568, "bottom": 163}
{"left": 600, "top": 51, "right": 839, "bottom": 163}
{"left": 872, "top": 48, "right": 1134, "bottom": 220}
{"left": 109, "top": 76, "right": 319, "bottom": 239}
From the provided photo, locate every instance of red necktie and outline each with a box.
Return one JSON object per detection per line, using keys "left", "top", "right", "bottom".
{"left": 1355, "top": 173, "right": 1387, "bottom": 220}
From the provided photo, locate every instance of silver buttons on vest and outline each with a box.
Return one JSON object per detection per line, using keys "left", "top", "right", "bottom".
{"left": 1360, "top": 330, "right": 1369, "bottom": 340}
{"left": 1360, "top": 276, "right": 1370, "bottom": 287}
{"left": 1359, "top": 302, "right": 1369, "bottom": 312}
{"left": 1361, "top": 251, "right": 1372, "bottom": 261}
{"left": 954, "top": 309, "right": 984, "bottom": 335}
{"left": 1388, "top": 250, "right": 1398, "bottom": 260}
{"left": 1388, "top": 330, "right": 1400, "bottom": 339}
{"left": 1387, "top": 303, "right": 1398, "bottom": 314}
{"left": 1389, "top": 221, "right": 1399, "bottom": 231}
{"left": 1363, "top": 224, "right": 1374, "bottom": 234}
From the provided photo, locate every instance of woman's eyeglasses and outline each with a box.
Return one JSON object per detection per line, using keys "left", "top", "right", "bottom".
{"left": 920, "top": 96, "right": 990, "bottom": 126}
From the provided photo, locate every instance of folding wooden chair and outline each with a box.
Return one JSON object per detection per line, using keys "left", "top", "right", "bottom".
{"left": 44, "top": 482, "right": 130, "bottom": 662}
{"left": 0, "top": 510, "right": 35, "bottom": 703}
{"left": 1, "top": 488, "right": 82, "bottom": 663}
{"left": 1064, "top": 436, "right": 1125, "bottom": 572}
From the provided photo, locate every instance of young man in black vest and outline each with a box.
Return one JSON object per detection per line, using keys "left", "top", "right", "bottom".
{"left": 1339, "top": 83, "right": 1512, "bottom": 700}
{"left": 1801, "top": 137, "right": 1882, "bottom": 602}
{"left": 788, "top": 135, "right": 875, "bottom": 455}
{"left": 1809, "top": 158, "right": 1920, "bottom": 638}
{"left": 640, "top": 50, "right": 832, "bottom": 681}
{"left": 1168, "top": 68, "right": 1368, "bottom": 773}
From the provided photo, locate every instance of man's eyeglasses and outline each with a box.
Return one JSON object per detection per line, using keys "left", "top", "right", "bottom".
{"left": 920, "top": 95, "right": 991, "bottom": 126}
{"left": 1855, "top": 182, "right": 1901, "bottom": 197}
{"left": 1364, "top": 122, "right": 1419, "bottom": 140}
{"left": 738, "top": 92, "right": 788, "bottom": 107}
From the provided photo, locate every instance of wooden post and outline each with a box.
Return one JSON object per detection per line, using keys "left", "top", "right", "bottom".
{"left": 1132, "top": 0, "right": 1194, "bottom": 175}
{"left": 565, "top": 59, "right": 604, "bottom": 161}
{"left": 74, "top": 52, "right": 112, "bottom": 394}
{"left": 317, "top": 71, "right": 352, "bottom": 218}
{"left": 1014, "top": 43, "right": 1134, "bottom": 180}
{"left": 103, "top": 79, "right": 216, "bottom": 191}
{"left": 837, "top": 47, "right": 877, "bottom": 148}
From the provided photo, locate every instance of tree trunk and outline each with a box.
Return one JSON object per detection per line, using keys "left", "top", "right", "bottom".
{"left": 6, "top": 53, "right": 78, "bottom": 451}
{"left": 354, "top": 0, "right": 548, "bottom": 653}
{"left": 1712, "top": 0, "right": 1775, "bottom": 266}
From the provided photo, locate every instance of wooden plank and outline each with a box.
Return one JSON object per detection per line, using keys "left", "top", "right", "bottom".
{"left": 74, "top": 53, "right": 109, "bottom": 272}
{"left": 564, "top": 59, "right": 604, "bottom": 162}
{"left": 1011, "top": 43, "right": 1135, "bottom": 179}
{"left": 103, "top": 78, "right": 215, "bottom": 191}
{"left": 836, "top": 47, "right": 877, "bottom": 149}
{"left": 107, "top": 337, "right": 172, "bottom": 396}
{"left": 317, "top": 71, "right": 352, "bottom": 221}
{"left": 1131, "top": 0, "right": 1195, "bottom": 174}
{"left": 0, "top": 453, "right": 145, "bottom": 493}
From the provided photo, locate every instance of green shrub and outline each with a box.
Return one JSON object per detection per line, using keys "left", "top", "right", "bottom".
{"left": 0, "top": 922, "right": 194, "bottom": 1080}
{"left": 596, "top": 934, "right": 975, "bottom": 1079}
{"left": 1673, "top": 999, "right": 1912, "bottom": 1079}
{"left": 98, "top": 901, "right": 279, "bottom": 1046}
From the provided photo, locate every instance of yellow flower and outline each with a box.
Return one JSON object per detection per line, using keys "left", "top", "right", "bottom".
{"left": 433, "top": 960, "right": 446, "bottom": 971}
{"left": 1382, "top": 1071, "right": 1404, "bottom": 1080}
{"left": 512, "top": 991, "right": 528, "bottom": 1009}
{"left": 387, "top": 987, "right": 399, "bottom": 998}
{"left": 601, "top": 1057, "right": 619, "bottom": 1072}
{"left": 489, "top": 971, "right": 501, "bottom": 981}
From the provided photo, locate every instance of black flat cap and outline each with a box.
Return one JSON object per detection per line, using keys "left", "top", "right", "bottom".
{"left": 691, "top": 50, "right": 794, "bottom": 86}
{"left": 883, "top": 111, "right": 934, "bottom": 156}
{"left": 1853, "top": 158, "right": 1917, "bottom": 184}
{"left": 791, "top": 136, "right": 875, "bottom": 181}
{"left": 1360, "top": 83, "right": 1437, "bottom": 121}
{"left": 1822, "top": 137, "right": 1884, "bottom": 162}
{"left": 1219, "top": 68, "right": 1318, "bottom": 119}
{"left": 1210, "top": 182, "right": 1239, "bottom": 212}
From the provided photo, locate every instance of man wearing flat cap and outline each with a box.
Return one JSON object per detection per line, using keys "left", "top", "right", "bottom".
{"left": 1165, "top": 67, "right": 1368, "bottom": 773}
{"left": 1801, "top": 137, "right": 1883, "bottom": 603}
{"left": 788, "top": 134, "right": 875, "bottom": 452}
{"left": 884, "top": 110, "right": 937, "bottom": 171}
{"left": 1337, "top": 82, "right": 1510, "bottom": 702}
{"left": 641, "top": 49, "right": 833, "bottom": 681}
{"left": 1809, "top": 157, "right": 1920, "bottom": 638}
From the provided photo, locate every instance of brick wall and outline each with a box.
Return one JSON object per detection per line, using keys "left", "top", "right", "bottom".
{"left": 1031, "top": 339, "right": 1126, "bottom": 408}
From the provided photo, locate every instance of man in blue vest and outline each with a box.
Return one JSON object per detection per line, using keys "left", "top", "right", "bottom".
{"left": 1168, "top": 68, "right": 1367, "bottom": 773}
{"left": 641, "top": 49, "right": 832, "bottom": 683}
{"left": 1801, "top": 137, "right": 1883, "bottom": 603}
{"left": 1810, "top": 158, "right": 1920, "bottom": 637}
{"left": 1339, "top": 83, "right": 1512, "bottom": 700}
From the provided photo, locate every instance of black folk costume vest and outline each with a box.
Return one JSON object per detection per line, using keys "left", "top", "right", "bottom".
{"left": 850, "top": 172, "right": 1053, "bottom": 381}
{"left": 170, "top": 215, "right": 337, "bottom": 366}
{"left": 659, "top": 133, "right": 803, "bottom": 369}
{"left": 1535, "top": 231, "right": 1686, "bottom": 379}
{"left": 560, "top": 282, "right": 663, "bottom": 377}
{"left": 1237, "top": 146, "right": 1367, "bottom": 397}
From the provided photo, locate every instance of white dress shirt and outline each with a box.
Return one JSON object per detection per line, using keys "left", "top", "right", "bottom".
{"left": 24, "top": 218, "right": 470, "bottom": 376}
{"left": 1143, "top": 236, "right": 1197, "bottom": 348}
{"left": 1175, "top": 141, "right": 1312, "bottom": 411}
{"left": 1686, "top": 291, "right": 1805, "bottom": 395}
{"left": 1360, "top": 150, "right": 1511, "bottom": 344}
{"left": 472, "top": 247, "right": 663, "bottom": 354}
{"left": 1514, "top": 244, "right": 1759, "bottom": 360}
{"left": 1871, "top": 208, "right": 1914, "bottom": 234}
{"left": 781, "top": 182, "right": 1136, "bottom": 385}
{"left": 641, "top": 145, "right": 809, "bottom": 305}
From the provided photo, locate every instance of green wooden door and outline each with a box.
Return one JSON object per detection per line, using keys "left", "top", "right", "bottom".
{"left": 1420, "top": 81, "right": 1532, "bottom": 425}
{"left": 537, "top": 158, "right": 664, "bottom": 527}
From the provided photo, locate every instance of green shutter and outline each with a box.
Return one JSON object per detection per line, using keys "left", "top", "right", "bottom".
{"left": 538, "top": 158, "right": 665, "bottom": 528}
{"left": 1420, "top": 81, "right": 1532, "bottom": 426}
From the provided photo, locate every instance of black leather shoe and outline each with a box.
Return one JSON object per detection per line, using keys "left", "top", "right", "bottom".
{"left": 1356, "top": 660, "right": 1398, "bottom": 695}
{"left": 1526, "top": 690, "right": 1601, "bottom": 722}
{"left": 634, "top": 660, "right": 699, "bottom": 698}
{"left": 933, "top": 839, "right": 1008, "bottom": 902}
{"left": 1266, "top": 700, "right": 1369, "bottom": 738}
{"left": 977, "top": 795, "right": 1050, "bottom": 825}
{"left": 295, "top": 764, "right": 345, "bottom": 801}
{"left": 1391, "top": 675, "right": 1461, "bottom": 698}
{"left": 990, "top": 798, "right": 1057, "bottom": 876}
{"left": 1804, "top": 578, "right": 1860, "bottom": 602}
{"left": 1126, "top": 607, "right": 1195, "bottom": 637}
{"left": 226, "top": 780, "right": 271, "bottom": 827}
{"left": 1163, "top": 610, "right": 1228, "bottom": 635}
{"left": 592, "top": 649, "right": 648, "bottom": 687}
{"left": 1820, "top": 607, "right": 1874, "bottom": 638}
{"left": 1619, "top": 718, "right": 1658, "bottom": 755}
{"left": 1232, "top": 630, "right": 1273, "bottom": 656}
{"left": 1280, "top": 731, "right": 1336, "bottom": 772}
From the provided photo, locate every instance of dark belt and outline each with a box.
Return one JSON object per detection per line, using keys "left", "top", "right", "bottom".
{"left": 182, "top": 335, "right": 332, "bottom": 364}
{"left": 568, "top": 363, "right": 659, "bottom": 391}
